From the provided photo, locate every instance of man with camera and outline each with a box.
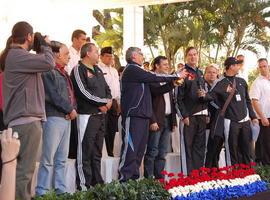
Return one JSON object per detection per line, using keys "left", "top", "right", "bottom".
{"left": 0, "top": 21, "right": 54, "bottom": 200}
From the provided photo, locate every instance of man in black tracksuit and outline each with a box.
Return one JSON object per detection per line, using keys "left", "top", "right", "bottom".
{"left": 177, "top": 47, "right": 209, "bottom": 174}
{"left": 70, "top": 43, "right": 112, "bottom": 190}
{"left": 119, "top": 47, "right": 186, "bottom": 182}
{"left": 206, "top": 57, "right": 258, "bottom": 165}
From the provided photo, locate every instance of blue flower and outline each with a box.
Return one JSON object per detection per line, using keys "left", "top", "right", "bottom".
{"left": 172, "top": 181, "right": 268, "bottom": 200}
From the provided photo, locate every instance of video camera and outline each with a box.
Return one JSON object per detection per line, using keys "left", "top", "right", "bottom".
{"left": 33, "top": 32, "right": 49, "bottom": 53}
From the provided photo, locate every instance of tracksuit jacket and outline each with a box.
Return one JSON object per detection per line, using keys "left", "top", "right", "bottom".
{"left": 70, "top": 61, "right": 112, "bottom": 114}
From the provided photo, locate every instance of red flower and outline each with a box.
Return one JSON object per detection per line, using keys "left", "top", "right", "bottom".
{"left": 168, "top": 172, "right": 175, "bottom": 177}
{"left": 161, "top": 170, "right": 168, "bottom": 175}
{"left": 187, "top": 73, "right": 195, "bottom": 80}
{"left": 177, "top": 173, "right": 184, "bottom": 178}
{"left": 159, "top": 178, "right": 165, "bottom": 184}
{"left": 161, "top": 163, "right": 259, "bottom": 190}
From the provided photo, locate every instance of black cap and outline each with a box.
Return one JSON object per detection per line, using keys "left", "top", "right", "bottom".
{"left": 101, "top": 46, "right": 113, "bottom": 55}
{"left": 224, "top": 57, "right": 243, "bottom": 67}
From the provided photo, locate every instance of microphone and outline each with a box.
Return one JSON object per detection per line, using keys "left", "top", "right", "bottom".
{"left": 197, "top": 77, "right": 205, "bottom": 101}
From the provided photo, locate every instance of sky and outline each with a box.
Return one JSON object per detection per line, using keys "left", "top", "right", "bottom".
{"left": 0, "top": 0, "right": 95, "bottom": 48}
{"left": 0, "top": 0, "right": 266, "bottom": 71}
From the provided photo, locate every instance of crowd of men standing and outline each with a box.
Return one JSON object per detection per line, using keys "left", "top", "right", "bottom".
{"left": 0, "top": 21, "right": 269, "bottom": 200}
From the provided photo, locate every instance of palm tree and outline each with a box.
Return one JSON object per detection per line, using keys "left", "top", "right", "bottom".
{"left": 92, "top": 8, "right": 123, "bottom": 68}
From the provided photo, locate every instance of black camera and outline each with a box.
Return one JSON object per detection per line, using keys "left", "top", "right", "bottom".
{"left": 33, "top": 32, "right": 48, "bottom": 53}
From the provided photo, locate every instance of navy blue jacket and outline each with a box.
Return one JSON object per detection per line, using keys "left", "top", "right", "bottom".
{"left": 121, "top": 61, "right": 178, "bottom": 119}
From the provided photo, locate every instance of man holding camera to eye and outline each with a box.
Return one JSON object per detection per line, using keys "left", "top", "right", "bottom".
{"left": 0, "top": 21, "right": 54, "bottom": 200}
{"left": 36, "top": 41, "right": 77, "bottom": 196}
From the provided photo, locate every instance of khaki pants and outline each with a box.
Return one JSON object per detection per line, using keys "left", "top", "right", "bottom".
{"left": 12, "top": 121, "right": 42, "bottom": 200}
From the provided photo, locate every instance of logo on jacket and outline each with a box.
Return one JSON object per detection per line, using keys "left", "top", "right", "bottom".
{"left": 187, "top": 72, "right": 195, "bottom": 80}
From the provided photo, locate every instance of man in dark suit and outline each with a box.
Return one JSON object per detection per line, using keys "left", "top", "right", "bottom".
{"left": 144, "top": 56, "right": 177, "bottom": 179}
{"left": 177, "top": 47, "right": 208, "bottom": 174}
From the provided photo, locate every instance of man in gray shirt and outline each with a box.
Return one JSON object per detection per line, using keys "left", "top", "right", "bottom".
{"left": 0, "top": 21, "right": 54, "bottom": 200}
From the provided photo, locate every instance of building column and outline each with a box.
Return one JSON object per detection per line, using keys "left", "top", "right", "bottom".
{"left": 123, "top": 6, "right": 144, "bottom": 52}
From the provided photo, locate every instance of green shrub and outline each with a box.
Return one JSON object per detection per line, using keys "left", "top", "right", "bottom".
{"left": 34, "top": 178, "right": 170, "bottom": 200}
{"left": 254, "top": 164, "right": 270, "bottom": 186}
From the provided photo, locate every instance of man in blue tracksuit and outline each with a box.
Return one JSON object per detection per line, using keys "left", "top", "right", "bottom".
{"left": 119, "top": 47, "right": 186, "bottom": 181}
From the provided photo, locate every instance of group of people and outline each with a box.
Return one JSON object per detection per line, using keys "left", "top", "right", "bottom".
{"left": 0, "top": 20, "right": 269, "bottom": 200}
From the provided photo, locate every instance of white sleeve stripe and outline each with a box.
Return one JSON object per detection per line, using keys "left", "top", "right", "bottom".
{"left": 155, "top": 73, "right": 178, "bottom": 78}
{"left": 74, "top": 65, "right": 108, "bottom": 103}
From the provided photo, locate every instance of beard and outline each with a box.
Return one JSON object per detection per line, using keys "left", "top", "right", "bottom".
{"left": 28, "top": 42, "right": 33, "bottom": 51}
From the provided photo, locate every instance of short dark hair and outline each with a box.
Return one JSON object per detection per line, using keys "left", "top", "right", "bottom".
{"left": 101, "top": 46, "right": 113, "bottom": 56}
{"left": 151, "top": 56, "right": 167, "bottom": 71}
{"left": 71, "top": 29, "right": 86, "bottom": 41}
{"left": 11, "top": 21, "right": 33, "bottom": 44}
{"left": 236, "top": 54, "right": 244, "bottom": 59}
{"left": 185, "top": 47, "right": 197, "bottom": 57}
{"left": 258, "top": 58, "right": 268, "bottom": 63}
{"left": 80, "top": 43, "right": 96, "bottom": 59}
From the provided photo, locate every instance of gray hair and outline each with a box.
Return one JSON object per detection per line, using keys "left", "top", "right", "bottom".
{"left": 80, "top": 42, "right": 96, "bottom": 59}
{"left": 125, "top": 47, "right": 141, "bottom": 63}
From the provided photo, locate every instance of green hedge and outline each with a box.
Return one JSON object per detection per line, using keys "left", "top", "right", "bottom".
{"left": 254, "top": 164, "right": 270, "bottom": 186}
{"left": 34, "top": 178, "right": 170, "bottom": 200}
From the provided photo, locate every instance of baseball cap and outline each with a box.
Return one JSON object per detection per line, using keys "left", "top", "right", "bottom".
{"left": 224, "top": 57, "right": 243, "bottom": 67}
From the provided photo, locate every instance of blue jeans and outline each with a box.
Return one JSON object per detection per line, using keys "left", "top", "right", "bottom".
{"left": 36, "top": 117, "right": 71, "bottom": 196}
{"left": 144, "top": 117, "right": 171, "bottom": 179}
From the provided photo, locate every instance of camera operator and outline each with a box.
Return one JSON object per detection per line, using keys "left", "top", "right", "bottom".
{"left": 0, "top": 21, "right": 54, "bottom": 200}
{"left": 0, "top": 128, "right": 20, "bottom": 200}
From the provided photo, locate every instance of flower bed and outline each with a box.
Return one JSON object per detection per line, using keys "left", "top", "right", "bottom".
{"left": 160, "top": 163, "right": 268, "bottom": 200}
{"left": 34, "top": 163, "right": 270, "bottom": 200}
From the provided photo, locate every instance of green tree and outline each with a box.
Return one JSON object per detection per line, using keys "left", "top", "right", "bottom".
{"left": 248, "top": 68, "right": 259, "bottom": 87}
{"left": 92, "top": 0, "right": 270, "bottom": 69}
{"left": 144, "top": 4, "right": 190, "bottom": 67}
{"left": 92, "top": 8, "right": 123, "bottom": 68}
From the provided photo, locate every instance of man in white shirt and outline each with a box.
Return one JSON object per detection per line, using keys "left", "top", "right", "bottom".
{"left": 250, "top": 58, "right": 270, "bottom": 165}
{"left": 99, "top": 47, "right": 121, "bottom": 156}
{"left": 67, "top": 29, "right": 87, "bottom": 159}
{"left": 66, "top": 29, "right": 87, "bottom": 75}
